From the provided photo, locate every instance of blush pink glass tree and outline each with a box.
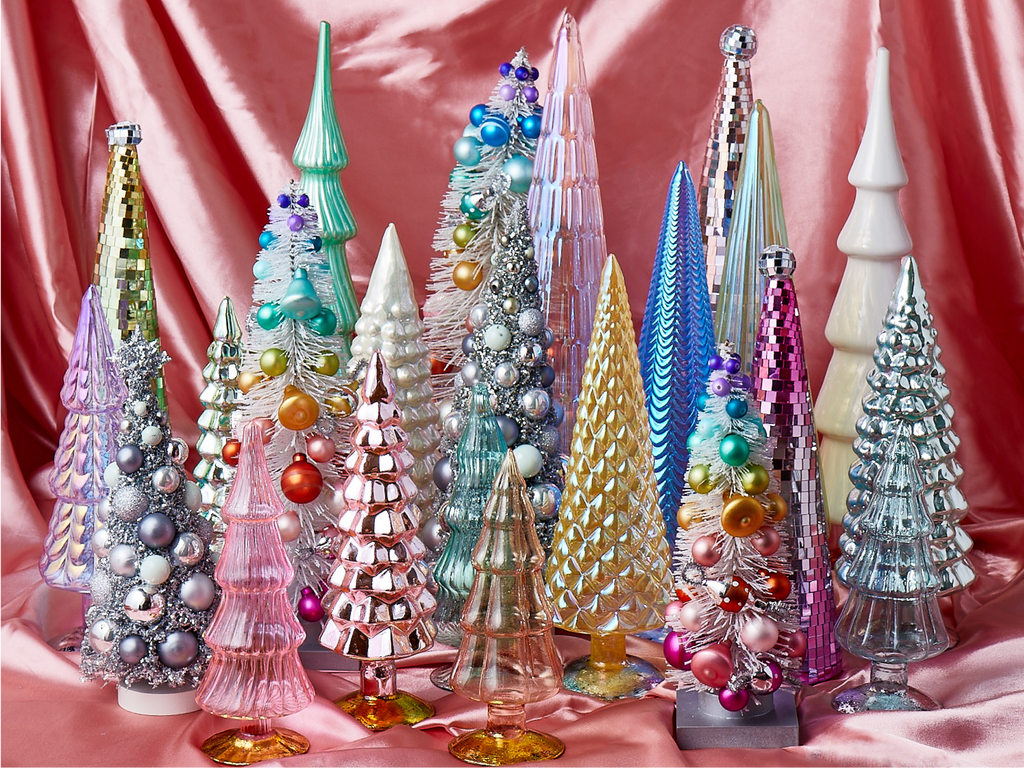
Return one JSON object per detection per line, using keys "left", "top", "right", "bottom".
{"left": 197, "top": 420, "right": 315, "bottom": 765}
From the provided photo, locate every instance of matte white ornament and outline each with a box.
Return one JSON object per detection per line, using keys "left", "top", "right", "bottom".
{"left": 139, "top": 554, "right": 171, "bottom": 585}
{"left": 132, "top": 400, "right": 148, "bottom": 417}
{"left": 103, "top": 462, "right": 121, "bottom": 488}
{"left": 141, "top": 425, "right": 163, "bottom": 445}
{"left": 484, "top": 324, "right": 512, "bottom": 351}
{"left": 512, "top": 443, "right": 543, "bottom": 478}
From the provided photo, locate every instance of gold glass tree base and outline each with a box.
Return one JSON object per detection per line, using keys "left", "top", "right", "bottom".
{"left": 200, "top": 726, "right": 310, "bottom": 765}
{"left": 336, "top": 690, "right": 435, "bottom": 731}
{"left": 449, "top": 727, "right": 565, "bottom": 765}
{"left": 562, "top": 653, "right": 664, "bottom": 700}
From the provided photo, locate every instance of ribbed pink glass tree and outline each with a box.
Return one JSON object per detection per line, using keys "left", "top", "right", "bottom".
{"left": 197, "top": 420, "right": 315, "bottom": 765}
{"left": 528, "top": 12, "right": 608, "bottom": 447}
{"left": 319, "top": 351, "right": 437, "bottom": 731}
{"left": 40, "top": 286, "right": 127, "bottom": 647}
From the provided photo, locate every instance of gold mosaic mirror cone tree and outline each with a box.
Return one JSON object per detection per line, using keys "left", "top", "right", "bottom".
{"left": 546, "top": 255, "right": 673, "bottom": 700}
{"left": 449, "top": 450, "right": 564, "bottom": 765}
{"left": 319, "top": 351, "right": 437, "bottom": 731}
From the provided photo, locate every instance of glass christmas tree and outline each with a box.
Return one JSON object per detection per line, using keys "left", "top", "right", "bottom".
{"left": 194, "top": 296, "right": 242, "bottom": 543}
{"left": 424, "top": 50, "right": 542, "bottom": 395}
{"left": 348, "top": 224, "right": 442, "bottom": 559}
{"left": 235, "top": 185, "right": 349, "bottom": 614}
{"left": 81, "top": 332, "right": 218, "bottom": 715}
{"left": 293, "top": 20, "right": 359, "bottom": 348}
{"left": 319, "top": 351, "right": 437, "bottom": 731}
{"left": 667, "top": 342, "right": 801, "bottom": 713}
{"left": 838, "top": 254, "right": 975, "bottom": 595}
{"left": 816, "top": 48, "right": 910, "bottom": 523}
{"left": 751, "top": 247, "right": 841, "bottom": 684}
{"left": 40, "top": 286, "right": 127, "bottom": 648}
{"left": 91, "top": 122, "right": 166, "bottom": 407}
{"left": 699, "top": 25, "right": 757, "bottom": 318}
{"left": 546, "top": 255, "right": 673, "bottom": 700}
{"left": 714, "top": 100, "right": 788, "bottom": 370}
{"left": 638, "top": 161, "right": 715, "bottom": 545}
{"left": 449, "top": 451, "right": 564, "bottom": 765}
{"left": 436, "top": 202, "right": 564, "bottom": 555}
{"left": 833, "top": 427, "right": 950, "bottom": 713}
{"left": 528, "top": 12, "right": 608, "bottom": 448}
{"left": 197, "top": 420, "right": 314, "bottom": 764}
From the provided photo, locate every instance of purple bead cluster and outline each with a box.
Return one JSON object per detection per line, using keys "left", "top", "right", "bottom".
{"left": 708, "top": 352, "right": 752, "bottom": 398}
{"left": 277, "top": 192, "right": 311, "bottom": 232}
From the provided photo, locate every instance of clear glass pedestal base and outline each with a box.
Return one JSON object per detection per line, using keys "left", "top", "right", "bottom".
{"left": 430, "top": 663, "right": 454, "bottom": 691}
{"left": 833, "top": 682, "right": 941, "bottom": 713}
{"left": 562, "top": 653, "right": 663, "bottom": 700}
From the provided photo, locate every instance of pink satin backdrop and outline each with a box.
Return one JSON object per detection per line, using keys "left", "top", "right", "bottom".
{"left": 3, "top": 0, "right": 1023, "bottom": 765}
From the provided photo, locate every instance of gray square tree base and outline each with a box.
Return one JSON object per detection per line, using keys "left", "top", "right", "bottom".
{"left": 297, "top": 618, "right": 358, "bottom": 672}
{"left": 675, "top": 689, "right": 799, "bottom": 749}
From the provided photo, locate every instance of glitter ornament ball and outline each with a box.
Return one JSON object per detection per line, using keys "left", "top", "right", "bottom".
{"left": 118, "top": 635, "right": 148, "bottom": 665}
{"left": 180, "top": 572, "right": 216, "bottom": 611}
{"left": 138, "top": 512, "right": 176, "bottom": 548}
{"left": 108, "top": 544, "right": 138, "bottom": 576}
{"left": 158, "top": 631, "right": 199, "bottom": 669}
{"left": 111, "top": 486, "right": 149, "bottom": 521}
{"left": 740, "top": 615, "right": 780, "bottom": 653}
{"left": 116, "top": 445, "right": 143, "bottom": 473}
{"left": 664, "top": 630, "right": 693, "bottom": 670}
{"left": 719, "top": 687, "right": 750, "bottom": 712}
{"left": 281, "top": 453, "right": 323, "bottom": 503}
{"left": 124, "top": 586, "right": 166, "bottom": 623}
{"left": 512, "top": 444, "right": 543, "bottom": 478}
{"left": 171, "top": 532, "right": 205, "bottom": 566}
{"left": 297, "top": 586, "right": 325, "bottom": 622}
{"left": 719, "top": 434, "right": 750, "bottom": 466}
{"left": 517, "top": 308, "right": 544, "bottom": 335}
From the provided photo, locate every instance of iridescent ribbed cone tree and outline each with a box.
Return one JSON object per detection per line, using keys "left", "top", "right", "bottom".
{"left": 424, "top": 49, "right": 542, "bottom": 394}
{"left": 547, "top": 255, "right": 673, "bottom": 701}
{"left": 81, "top": 333, "right": 217, "bottom": 716}
{"left": 293, "top": 20, "right": 359, "bottom": 349}
{"left": 449, "top": 451, "right": 564, "bottom": 765}
{"left": 528, "top": 12, "right": 608, "bottom": 447}
{"left": 667, "top": 342, "right": 802, "bottom": 713}
{"left": 349, "top": 225, "right": 442, "bottom": 558}
{"left": 816, "top": 48, "right": 909, "bottom": 522}
{"left": 833, "top": 428, "right": 950, "bottom": 713}
{"left": 751, "top": 247, "right": 842, "bottom": 684}
{"left": 714, "top": 101, "right": 788, "bottom": 369}
{"left": 838, "top": 255, "right": 975, "bottom": 595}
{"left": 40, "top": 286, "right": 127, "bottom": 647}
{"left": 699, "top": 25, "right": 757, "bottom": 317}
{"left": 197, "top": 421, "right": 314, "bottom": 765}
{"left": 91, "top": 122, "right": 166, "bottom": 408}
{"left": 320, "top": 352, "right": 437, "bottom": 731}
{"left": 638, "top": 162, "right": 715, "bottom": 544}
{"left": 194, "top": 297, "right": 242, "bottom": 539}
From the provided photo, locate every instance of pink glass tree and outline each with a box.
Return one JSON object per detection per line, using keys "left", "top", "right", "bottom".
{"left": 197, "top": 420, "right": 315, "bottom": 765}
{"left": 319, "top": 351, "right": 437, "bottom": 731}
{"left": 528, "top": 12, "right": 608, "bottom": 447}
{"left": 40, "top": 286, "right": 126, "bottom": 648}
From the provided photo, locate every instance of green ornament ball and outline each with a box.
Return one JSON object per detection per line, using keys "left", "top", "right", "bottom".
{"left": 719, "top": 434, "right": 750, "bottom": 467}
{"left": 307, "top": 308, "right": 337, "bottom": 337}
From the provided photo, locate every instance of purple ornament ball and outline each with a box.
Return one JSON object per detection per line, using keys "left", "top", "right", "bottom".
{"left": 735, "top": 374, "right": 752, "bottom": 390}
{"left": 708, "top": 354, "right": 724, "bottom": 370}
{"left": 710, "top": 377, "right": 732, "bottom": 397}
{"left": 523, "top": 86, "right": 539, "bottom": 103}
{"left": 499, "top": 84, "right": 517, "bottom": 101}
{"left": 718, "top": 686, "right": 750, "bottom": 712}
{"left": 724, "top": 357, "right": 741, "bottom": 374}
{"left": 664, "top": 630, "right": 693, "bottom": 670}
{"left": 287, "top": 214, "right": 304, "bottom": 231}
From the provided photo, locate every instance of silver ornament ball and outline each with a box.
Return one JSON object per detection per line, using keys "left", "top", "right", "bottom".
{"left": 521, "top": 388, "right": 550, "bottom": 420}
{"left": 124, "top": 586, "right": 166, "bottom": 624}
{"left": 116, "top": 445, "right": 144, "bottom": 474}
{"left": 151, "top": 466, "right": 181, "bottom": 494}
{"left": 518, "top": 308, "right": 545, "bottom": 336}
{"left": 119, "top": 635, "right": 148, "bottom": 665}
{"left": 92, "top": 526, "right": 111, "bottom": 558}
{"left": 180, "top": 572, "right": 217, "bottom": 611}
{"left": 443, "top": 412, "right": 464, "bottom": 440}
{"left": 496, "top": 414, "right": 520, "bottom": 447}
{"left": 493, "top": 362, "right": 520, "bottom": 388}
{"left": 158, "top": 631, "right": 199, "bottom": 669}
{"left": 138, "top": 512, "right": 176, "bottom": 548}
{"left": 171, "top": 532, "right": 205, "bottom": 566}
{"left": 89, "top": 619, "right": 116, "bottom": 653}
{"left": 166, "top": 438, "right": 189, "bottom": 465}
{"left": 110, "top": 486, "right": 149, "bottom": 522}
{"left": 468, "top": 304, "right": 489, "bottom": 330}
{"left": 460, "top": 360, "right": 481, "bottom": 386}
{"left": 108, "top": 544, "right": 139, "bottom": 576}
{"left": 518, "top": 342, "right": 544, "bottom": 366}
{"left": 419, "top": 517, "right": 444, "bottom": 551}
{"left": 529, "top": 483, "right": 561, "bottom": 521}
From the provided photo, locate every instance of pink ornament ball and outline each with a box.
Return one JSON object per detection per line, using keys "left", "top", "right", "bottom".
{"left": 718, "top": 686, "right": 750, "bottom": 712}
{"left": 678, "top": 600, "right": 704, "bottom": 632}
{"left": 776, "top": 629, "right": 807, "bottom": 658}
{"left": 690, "top": 646, "right": 733, "bottom": 688}
{"left": 297, "top": 586, "right": 325, "bottom": 622}
{"left": 691, "top": 534, "right": 722, "bottom": 566}
{"left": 277, "top": 510, "right": 301, "bottom": 542}
{"left": 664, "top": 599, "right": 685, "bottom": 622}
{"left": 664, "top": 630, "right": 693, "bottom": 670}
{"left": 306, "top": 434, "right": 336, "bottom": 463}
{"left": 739, "top": 614, "right": 780, "bottom": 653}
{"left": 327, "top": 482, "right": 346, "bottom": 517}
{"left": 253, "top": 417, "right": 275, "bottom": 445}
{"left": 750, "top": 525, "right": 781, "bottom": 556}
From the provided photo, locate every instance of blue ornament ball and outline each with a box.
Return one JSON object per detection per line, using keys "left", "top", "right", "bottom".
{"left": 499, "top": 62, "right": 512, "bottom": 77}
{"left": 469, "top": 104, "right": 487, "bottom": 127}
{"left": 521, "top": 115, "right": 542, "bottom": 139}
{"left": 696, "top": 393, "right": 710, "bottom": 411}
{"left": 297, "top": 194, "right": 310, "bottom": 208}
{"left": 258, "top": 231, "right": 274, "bottom": 249}
{"left": 708, "top": 354, "right": 724, "bottom": 370}
{"left": 686, "top": 432, "right": 703, "bottom": 452}
{"left": 503, "top": 154, "right": 534, "bottom": 193}
{"left": 538, "top": 365, "right": 555, "bottom": 388}
{"left": 252, "top": 260, "right": 273, "bottom": 280}
{"left": 726, "top": 399, "right": 748, "bottom": 418}
{"left": 514, "top": 66, "right": 530, "bottom": 81}
{"left": 454, "top": 136, "right": 483, "bottom": 166}
{"left": 311, "top": 236, "right": 323, "bottom": 252}
{"left": 480, "top": 116, "right": 511, "bottom": 147}
{"left": 276, "top": 193, "right": 290, "bottom": 208}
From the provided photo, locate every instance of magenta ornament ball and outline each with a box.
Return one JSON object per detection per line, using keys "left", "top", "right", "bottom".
{"left": 664, "top": 630, "right": 693, "bottom": 670}
{"left": 751, "top": 660, "right": 784, "bottom": 694}
{"left": 691, "top": 534, "right": 722, "bottom": 566}
{"left": 718, "top": 686, "right": 750, "bottom": 712}
{"left": 297, "top": 586, "right": 325, "bottom": 622}
{"left": 739, "top": 614, "right": 780, "bottom": 653}
{"left": 691, "top": 647, "right": 733, "bottom": 688}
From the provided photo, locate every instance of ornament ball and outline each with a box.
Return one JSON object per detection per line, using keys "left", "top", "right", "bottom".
{"left": 279, "top": 387, "right": 320, "bottom": 431}
{"left": 762, "top": 570, "right": 792, "bottom": 600}
{"left": 138, "top": 512, "right": 176, "bottom": 548}
{"left": 664, "top": 630, "right": 693, "bottom": 670}
{"left": 739, "top": 614, "right": 780, "bottom": 653}
{"left": 719, "top": 434, "right": 751, "bottom": 466}
{"left": 139, "top": 554, "right": 172, "bottom": 585}
{"left": 170, "top": 532, "right": 205, "bottom": 567}
{"left": 116, "top": 445, "right": 144, "bottom": 474}
{"left": 297, "top": 587, "right": 325, "bottom": 622}
{"left": 664, "top": 600, "right": 685, "bottom": 622}
{"left": 237, "top": 371, "right": 263, "bottom": 394}
{"left": 306, "top": 434, "right": 336, "bottom": 463}
{"left": 281, "top": 453, "right": 323, "bottom": 504}
{"left": 222, "top": 439, "right": 241, "bottom": 466}
{"left": 119, "top": 635, "right": 148, "bottom": 665}
{"left": 503, "top": 154, "right": 534, "bottom": 193}
{"left": 260, "top": 348, "right": 288, "bottom": 377}
{"left": 719, "top": 687, "right": 750, "bottom": 712}
{"left": 277, "top": 510, "right": 302, "bottom": 542}
{"left": 721, "top": 494, "right": 765, "bottom": 537}
{"left": 124, "top": 586, "right": 166, "bottom": 623}
{"left": 89, "top": 620, "right": 116, "bottom": 653}
{"left": 108, "top": 544, "right": 138, "bottom": 575}
{"left": 433, "top": 456, "right": 453, "bottom": 491}
{"left": 687, "top": 464, "right": 714, "bottom": 494}
{"left": 751, "top": 660, "right": 784, "bottom": 694}
{"left": 740, "top": 464, "right": 770, "bottom": 495}
{"left": 180, "top": 573, "right": 217, "bottom": 611}
{"left": 158, "top": 631, "right": 199, "bottom": 669}
{"left": 184, "top": 480, "right": 202, "bottom": 511}
{"left": 750, "top": 525, "right": 781, "bottom": 556}
{"left": 495, "top": 415, "right": 519, "bottom": 447}
{"left": 512, "top": 444, "right": 543, "bottom": 478}
{"left": 764, "top": 492, "right": 788, "bottom": 521}
{"left": 453, "top": 261, "right": 483, "bottom": 291}
{"left": 678, "top": 600, "right": 704, "bottom": 632}
{"left": 691, "top": 646, "right": 733, "bottom": 688}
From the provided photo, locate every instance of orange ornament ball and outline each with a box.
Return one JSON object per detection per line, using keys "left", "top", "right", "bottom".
{"left": 452, "top": 261, "right": 483, "bottom": 291}
{"left": 221, "top": 438, "right": 241, "bottom": 466}
{"left": 760, "top": 570, "right": 792, "bottom": 600}
{"left": 677, "top": 500, "right": 702, "bottom": 531}
{"left": 278, "top": 385, "right": 320, "bottom": 431}
{"left": 764, "top": 492, "right": 788, "bottom": 522}
{"left": 281, "top": 453, "right": 323, "bottom": 504}
{"left": 237, "top": 371, "right": 264, "bottom": 394}
{"left": 721, "top": 493, "right": 765, "bottom": 538}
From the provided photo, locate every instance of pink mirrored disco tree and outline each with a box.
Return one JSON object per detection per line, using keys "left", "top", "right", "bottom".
{"left": 197, "top": 420, "right": 315, "bottom": 765}
{"left": 319, "top": 351, "right": 437, "bottom": 731}
{"left": 40, "top": 286, "right": 127, "bottom": 649}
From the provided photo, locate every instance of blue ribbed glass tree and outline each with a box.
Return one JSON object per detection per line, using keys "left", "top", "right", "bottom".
{"left": 638, "top": 163, "right": 715, "bottom": 544}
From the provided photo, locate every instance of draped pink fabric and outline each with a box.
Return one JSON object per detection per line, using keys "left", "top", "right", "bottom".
{"left": 3, "top": 1, "right": 1023, "bottom": 765}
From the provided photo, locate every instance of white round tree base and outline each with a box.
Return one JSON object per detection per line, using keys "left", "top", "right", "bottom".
{"left": 118, "top": 682, "right": 199, "bottom": 716}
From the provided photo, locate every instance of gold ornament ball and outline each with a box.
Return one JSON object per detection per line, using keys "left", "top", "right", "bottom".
{"left": 260, "top": 348, "right": 288, "bottom": 377}
{"left": 688, "top": 464, "right": 714, "bottom": 494}
{"left": 740, "top": 464, "right": 770, "bottom": 495}
{"left": 764, "top": 492, "right": 788, "bottom": 522}
{"left": 452, "top": 223, "right": 477, "bottom": 249}
{"left": 238, "top": 371, "right": 264, "bottom": 394}
{"left": 721, "top": 493, "right": 765, "bottom": 538}
{"left": 677, "top": 500, "right": 702, "bottom": 531}
{"left": 313, "top": 352, "right": 340, "bottom": 376}
{"left": 278, "top": 386, "right": 320, "bottom": 431}
{"left": 452, "top": 261, "right": 483, "bottom": 291}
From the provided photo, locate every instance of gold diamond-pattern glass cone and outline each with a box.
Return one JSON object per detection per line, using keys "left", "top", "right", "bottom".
{"left": 546, "top": 255, "right": 673, "bottom": 636}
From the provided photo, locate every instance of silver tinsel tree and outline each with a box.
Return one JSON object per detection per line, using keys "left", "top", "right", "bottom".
{"left": 837, "top": 254, "right": 975, "bottom": 595}
{"left": 82, "top": 332, "right": 219, "bottom": 690}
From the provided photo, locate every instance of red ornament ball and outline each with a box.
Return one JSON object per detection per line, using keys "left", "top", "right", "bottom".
{"left": 759, "top": 569, "right": 792, "bottom": 600}
{"left": 221, "top": 439, "right": 241, "bottom": 466}
{"left": 776, "top": 629, "right": 808, "bottom": 659}
{"left": 281, "top": 453, "right": 323, "bottom": 504}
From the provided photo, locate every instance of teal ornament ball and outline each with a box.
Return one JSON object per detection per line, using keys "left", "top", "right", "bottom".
{"left": 460, "top": 193, "right": 487, "bottom": 221}
{"left": 307, "top": 308, "right": 337, "bottom": 336}
{"left": 697, "top": 393, "right": 710, "bottom": 411}
{"left": 719, "top": 434, "right": 751, "bottom": 467}
{"left": 469, "top": 103, "right": 487, "bottom": 127}
{"left": 503, "top": 154, "right": 534, "bottom": 193}
{"left": 454, "top": 136, "right": 482, "bottom": 166}
{"left": 726, "top": 399, "right": 748, "bottom": 418}
{"left": 256, "top": 302, "right": 283, "bottom": 330}
{"left": 252, "top": 260, "right": 273, "bottom": 280}
{"left": 279, "top": 268, "right": 323, "bottom": 320}
{"left": 686, "top": 432, "right": 703, "bottom": 452}
{"left": 258, "top": 231, "right": 274, "bottom": 249}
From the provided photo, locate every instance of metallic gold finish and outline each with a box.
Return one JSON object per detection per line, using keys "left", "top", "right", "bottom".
{"left": 201, "top": 723, "right": 309, "bottom": 765}
{"left": 720, "top": 493, "right": 764, "bottom": 537}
